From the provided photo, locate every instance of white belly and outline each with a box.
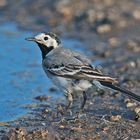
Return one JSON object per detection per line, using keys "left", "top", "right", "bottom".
{"left": 72, "top": 80, "right": 92, "bottom": 91}
{"left": 45, "top": 71, "right": 92, "bottom": 93}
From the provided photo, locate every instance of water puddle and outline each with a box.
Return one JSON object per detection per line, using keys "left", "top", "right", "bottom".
{"left": 0, "top": 23, "right": 61, "bottom": 122}
{"left": 0, "top": 23, "right": 102, "bottom": 122}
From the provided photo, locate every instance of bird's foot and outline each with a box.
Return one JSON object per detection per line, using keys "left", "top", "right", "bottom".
{"left": 65, "top": 106, "right": 73, "bottom": 116}
{"left": 56, "top": 104, "right": 66, "bottom": 116}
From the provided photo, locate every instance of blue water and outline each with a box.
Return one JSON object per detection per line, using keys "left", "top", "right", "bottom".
{"left": 0, "top": 23, "right": 99, "bottom": 122}
{"left": 0, "top": 23, "right": 60, "bottom": 122}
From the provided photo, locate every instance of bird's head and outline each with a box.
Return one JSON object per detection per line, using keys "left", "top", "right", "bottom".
{"left": 26, "top": 32, "right": 61, "bottom": 58}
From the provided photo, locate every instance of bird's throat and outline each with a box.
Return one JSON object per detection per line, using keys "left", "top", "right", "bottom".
{"left": 37, "top": 43, "right": 54, "bottom": 59}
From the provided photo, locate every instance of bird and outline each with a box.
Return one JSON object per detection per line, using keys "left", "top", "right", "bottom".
{"left": 26, "top": 32, "right": 140, "bottom": 109}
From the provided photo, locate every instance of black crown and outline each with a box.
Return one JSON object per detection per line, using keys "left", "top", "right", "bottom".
{"left": 45, "top": 32, "right": 61, "bottom": 45}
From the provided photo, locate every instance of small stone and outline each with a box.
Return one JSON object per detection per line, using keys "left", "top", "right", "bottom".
{"left": 103, "top": 127, "right": 108, "bottom": 131}
{"left": 127, "top": 40, "right": 137, "bottom": 47}
{"left": 44, "top": 109, "right": 49, "bottom": 113}
{"left": 110, "top": 115, "right": 121, "bottom": 122}
{"left": 135, "top": 107, "right": 140, "bottom": 121}
{"left": 34, "top": 95, "right": 51, "bottom": 102}
{"left": 118, "top": 20, "right": 127, "bottom": 28}
{"left": 127, "top": 40, "right": 140, "bottom": 52}
{"left": 59, "top": 125, "right": 65, "bottom": 129}
{"left": 126, "top": 102, "right": 136, "bottom": 108}
{"left": 135, "top": 107, "right": 140, "bottom": 114}
{"left": 41, "top": 122, "right": 46, "bottom": 126}
{"left": 108, "top": 37, "right": 120, "bottom": 47}
{"left": 133, "top": 10, "right": 140, "bottom": 20}
{"left": 71, "top": 127, "right": 82, "bottom": 132}
{"left": 97, "top": 24, "right": 111, "bottom": 33}
{"left": 0, "top": 122, "right": 9, "bottom": 126}
{"left": 128, "top": 61, "right": 136, "bottom": 68}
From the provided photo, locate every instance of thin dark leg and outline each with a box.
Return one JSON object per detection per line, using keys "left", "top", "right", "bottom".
{"left": 81, "top": 91, "right": 87, "bottom": 109}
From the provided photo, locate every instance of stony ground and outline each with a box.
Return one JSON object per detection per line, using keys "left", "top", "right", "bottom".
{"left": 0, "top": 0, "right": 140, "bottom": 139}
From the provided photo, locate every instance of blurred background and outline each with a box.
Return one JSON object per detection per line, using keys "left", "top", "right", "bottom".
{"left": 0, "top": 0, "right": 140, "bottom": 122}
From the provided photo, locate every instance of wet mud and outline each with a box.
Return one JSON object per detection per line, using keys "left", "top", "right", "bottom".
{"left": 0, "top": 0, "right": 140, "bottom": 139}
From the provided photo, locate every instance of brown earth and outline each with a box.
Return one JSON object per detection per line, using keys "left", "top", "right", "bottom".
{"left": 0, "top": 0, "right": 140, "bottom": 139}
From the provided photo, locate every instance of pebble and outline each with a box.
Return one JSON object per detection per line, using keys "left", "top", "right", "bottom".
{"left": 133, "top": 10, "right": 140, "bottom": 20}
{"left": 135, "top": 107, "right": 140, "bottom": 114}
{"left": 59, "top": 124, "right": 65, "bottom": 129}
{"left": 127, "top": 40, "right": 138, "bottom": 47}
{"left": 34, "top": 95, "right": 51, "bottom": 102}
{"left": 128, "top": 61, "right": 136, "bottom": 68}
{"left": 127, "top": 40, "right": 140, "bottom": 53}
{"left": 135, "top": 107, "right": 140, "bottom": 121}
{"left": 118, "top": 20, "right": 127, "bottom": 28}
{"left": 44, "top": 109, "right": 49, "bottom": 113}
{"left": 0, "top": 122, "right": 9, "bottom": 126}
{"left": 110, "top": 115, "right": 121, "bottom": 122}
{"left": 71, "top": 127, "right": 82, "bottom": 132}
{"left": 126, "top": 102, "right": 136, "bottom": 108}
{"left": 103, "top": 127, "right": 109, "bottom": 131}
{"left": 97, "top": 24, "right": 111, "bottom": 33}
{"left": 108, "top": 37, "right": 120, "bottom": 47}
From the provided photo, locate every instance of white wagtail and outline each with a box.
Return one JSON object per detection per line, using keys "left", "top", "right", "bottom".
{"left": 26, "top": 32, "right": 140, "bottom": 109}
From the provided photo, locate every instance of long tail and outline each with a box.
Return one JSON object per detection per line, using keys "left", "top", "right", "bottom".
{"left": 100, "top": 81, "right": 140, "bottom": 102}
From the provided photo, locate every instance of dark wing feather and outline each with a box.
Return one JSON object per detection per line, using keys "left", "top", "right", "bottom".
{"left": 43, "top": 47, "right": 117, "bottom": 83}
{"left": 45, "top": 64, "right": 117, "bottom": 83}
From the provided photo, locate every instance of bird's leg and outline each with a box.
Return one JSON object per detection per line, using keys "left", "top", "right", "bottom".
{"left": 81, "top": 91, "right": 87, "bottom": 109}
{"left": 66, "top": 92, "right": 73, "bottom": 110}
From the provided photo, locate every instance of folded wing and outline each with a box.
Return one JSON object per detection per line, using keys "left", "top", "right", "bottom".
{"left": 46, "top": 64, "right": 117, "bottom": 84}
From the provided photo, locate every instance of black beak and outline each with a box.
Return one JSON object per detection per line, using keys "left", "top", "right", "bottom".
{"left": 25, "top": 37, "right": 36, "bottom": 41}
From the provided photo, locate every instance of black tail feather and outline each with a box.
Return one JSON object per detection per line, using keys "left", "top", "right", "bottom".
{"left": 100, "top": 81, "right": 140, "bottom": 102}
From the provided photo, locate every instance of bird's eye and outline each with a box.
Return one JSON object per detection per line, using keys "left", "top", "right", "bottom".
{"left": 44, "top": 37, "right": 48, "bottom": 40}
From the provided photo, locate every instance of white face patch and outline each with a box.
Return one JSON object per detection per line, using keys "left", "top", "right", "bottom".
{"left": 35, "top": 33, "right": 58, "bottom": 48}
{"left": 35, "top": 33, "right": 45, "bottom": 40}
{"left": 46, "top": 36, "right": 58, "bottom": 48}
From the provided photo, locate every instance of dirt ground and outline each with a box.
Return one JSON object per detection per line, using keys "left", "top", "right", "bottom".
{"left": 0, "top": 0, "right": 140, "bottom": 139}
